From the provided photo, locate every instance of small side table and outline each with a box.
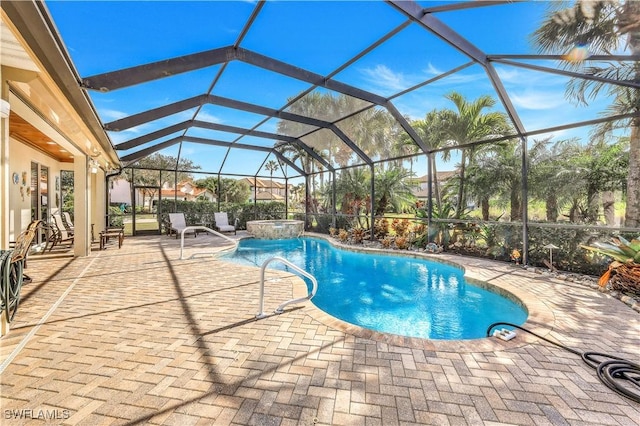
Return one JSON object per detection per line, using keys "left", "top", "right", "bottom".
{"left": 99, "top": 228, "right": 124, "bottom": 250}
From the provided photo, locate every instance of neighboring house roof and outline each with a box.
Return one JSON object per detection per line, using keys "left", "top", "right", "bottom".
{"left": 413, "top": 190, "right": 429, "bottom": 199}
{"left": 160, "top": 186, "right": 215, "bottom": 200}
{"left": 411, "top": 172, "right": 457, "bottom": 199}
{"left": 191, "top": 187, "right": 209, "bottom": 198}
{"left": 160, "top": 189, "right": 183, "bottom": 198}
{"left": 242, "top": 177, "right": 288, "bottom": 189}
{"left": 255, "top": 191, "right": 284, "bottom": 201}
{"left": 414, "top": 171, "right": 457, "bottom": 183}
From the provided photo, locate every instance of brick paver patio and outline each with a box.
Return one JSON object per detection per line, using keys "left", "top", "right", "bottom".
{"left": 1, "top": 233, "right": 638, "bottom": 425}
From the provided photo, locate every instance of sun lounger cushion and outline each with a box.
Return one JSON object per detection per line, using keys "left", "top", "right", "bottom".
{"left": 168, "top": 213, "right": 196, "bottom": 238}
{"left": 214, "top": 212, "right": 236, "bottom": 234}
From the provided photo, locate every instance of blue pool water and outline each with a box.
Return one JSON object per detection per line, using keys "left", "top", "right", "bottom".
{"left": 222, "top": 237, "right": 527, "bottom": 340}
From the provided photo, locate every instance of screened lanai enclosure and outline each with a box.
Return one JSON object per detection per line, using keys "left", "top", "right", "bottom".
{"left": 46, "top": 0, "right": 639, "bottom": 274}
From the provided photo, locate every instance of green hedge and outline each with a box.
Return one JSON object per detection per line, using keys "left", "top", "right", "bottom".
{"left": 107, "top": 206, "right": 124, "bottom": 227}
{"left": 157, "top": 199, "right": 286, "bottom": 231}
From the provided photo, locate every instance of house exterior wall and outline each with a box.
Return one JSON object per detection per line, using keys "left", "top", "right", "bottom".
{"left": 1, "top": 4, "right": 119, "bottom": 257}
{"left": 7, "top": 136, "right": 63, "bottom": 241}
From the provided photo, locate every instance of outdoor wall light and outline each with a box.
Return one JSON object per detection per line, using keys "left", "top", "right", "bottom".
{"left": 89, "top": 158, "right": 99, "bottom": 174}
{"left": 89, "top": 150, "right": 101, "bottom": 174}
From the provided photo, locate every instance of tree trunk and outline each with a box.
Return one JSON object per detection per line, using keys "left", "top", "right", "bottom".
{"left": 602, "top": 190, "right": 616, "bottom": 225}
{"left": 625, "top": 123, "right": 640, "bottom": 227}
{"left": 481, "top": 198, "right": 490, "bottom": 221}
{"left": 431, "top": 156, "right": 441, "bottom": 209}
{"left": 623, "top": 1, "right": 640, "bottom": 227}
{"left": 510, "top": 186, "right": 521, "bottom": 221}
{"left": 455, "top": 151, "right": 467, "bottom": 218}
{"left": 376, "top": 195, "right": 387, "bottom": 216}
{"left": 586, "top": 188, "right": 600, "bottom": 224}
{"left": 546, "top": 194, "right": 558, "bottom": 222}
{"left": 569, "top": 200, "right": 579, "bottom": 223}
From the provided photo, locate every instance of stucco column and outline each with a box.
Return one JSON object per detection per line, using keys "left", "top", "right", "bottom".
{"left": 0, "top": 83, "right": 10, "bottom": 250}
{"left": 73, "top": 157, "right": 90, "bottom": 256}
{"left": 92, "top": 169, "right": 106, "bottom": 240}
{"left": 0, "top": 77, "right": 10, "bottom": 335}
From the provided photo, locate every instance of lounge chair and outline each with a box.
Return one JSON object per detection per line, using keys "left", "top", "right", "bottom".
{"left": 62, "top": 212, "right": 74, "bottom": 233}
{"left": 49, "top": 214, "right": 74, "bottom": 250}
{"left": 1, "top": 220, "right": 42, "bottom": 322}
{"left": 168, "top": 213, "right": 196, "bottom": 238}
{"left": 11, "top": 220, "right": 43, "bottom": 284}
{"left": 214, "top": 212, "right": 236, "bottom": 235}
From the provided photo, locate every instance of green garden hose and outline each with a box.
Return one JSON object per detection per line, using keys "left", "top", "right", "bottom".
{"left": 487, "top": 322, "right": 640, "bottom": 404}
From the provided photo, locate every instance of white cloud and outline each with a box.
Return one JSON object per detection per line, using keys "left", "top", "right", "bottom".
{"left": 496, "top": 66, "right": 566, "bottom": 87}
{"left": 99, "top": 108, "right": 128, "bottom": 121}
{"left": 509, "top": 91, "right": 567, "bottom": 110}
{"left": 494, "top": 67, "right": 521, "bottom": 83}
{"left": 424, "top": 62, "right": 489, "bottom": 84}
{"left": 360, "top": 64, "right": 407, "bottom": 92}
{"left": 430, "top": 71, "right": 486, "bottom": 86}
{"left": 360, "top": 63, "right": 487, "bottom": 94}
{"left": 194, "top": 110, "right": 222, "bottom": 123}
{"left": 424, "top": 63, "right": 442, "bottom": 76}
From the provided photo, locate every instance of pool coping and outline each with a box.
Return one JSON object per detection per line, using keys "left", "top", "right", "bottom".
{"left": 287, "top": 233, "right": 556, "bottom": 352}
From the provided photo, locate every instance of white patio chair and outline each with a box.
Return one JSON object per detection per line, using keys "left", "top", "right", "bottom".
{"left": 62, "top": 212, "right": 74, "bottom": 234}
{"left": 168, "top": 213, "right": 197, "bottom": 239}
{"left": 214, "top": 212, "right": 236, "bottom": 234}
{"left": 50, "top": 214, "right": 74, "bottom": 249}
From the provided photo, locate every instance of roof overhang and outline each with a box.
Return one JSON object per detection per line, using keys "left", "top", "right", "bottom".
{"left": 1, "top": 0, "right": 119, "bottom": 168}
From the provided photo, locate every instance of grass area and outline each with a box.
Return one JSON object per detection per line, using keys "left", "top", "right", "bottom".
{"left": 123, "top": 217, "right": 159, "bottom": 235}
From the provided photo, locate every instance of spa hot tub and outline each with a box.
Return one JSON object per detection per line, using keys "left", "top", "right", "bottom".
{"left": 246, "top": 220, "right": 304, "bottom": 239}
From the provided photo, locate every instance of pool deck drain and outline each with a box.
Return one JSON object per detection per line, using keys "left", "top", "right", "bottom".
{"left": 1, "top": 232, "right": 638, "bottom": 425}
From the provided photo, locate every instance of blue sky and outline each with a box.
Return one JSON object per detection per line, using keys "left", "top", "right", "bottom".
{"left": 45, "top": 1, "right": 626, "bottom": 181}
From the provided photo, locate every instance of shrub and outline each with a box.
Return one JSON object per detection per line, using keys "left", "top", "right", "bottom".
{"left": 381, "top": 236, "right": 394, "bottom": 249}
{"left": 351, "top": 228, "right": 366, "bottom": 244}
{"left": 374, "top": 218, "right": 390, "bottom": 239}
{"left": 335, "top": 215, "right": 354, "bottom": 230}
{"left": 391, "top": 218, "right": 410, "bottom": 237}
{"left": 581, "top": 236, "right": 640, "bottom": 296}
{"left": 107, "top": 206, "right": 124, "bottom": 227}
{"left": 395, "top": 236, "right": 410, "bottom": 250}
{"left": 313, "top": 214, "right": 333, "bottom": 234}
{"left": 412, "top": 222, "right": 428, "bottom": 248}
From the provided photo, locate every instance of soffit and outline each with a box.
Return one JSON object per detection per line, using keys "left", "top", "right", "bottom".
{"left": 9, "top": 111, "right": 74, "bottom": 162}
{"left": 0, "top": 19, "right": 39, "bottom": 72}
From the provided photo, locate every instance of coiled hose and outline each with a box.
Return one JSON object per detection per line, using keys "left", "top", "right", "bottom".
{"left": 487, "top": 322, "right": 640, "bottom": 404}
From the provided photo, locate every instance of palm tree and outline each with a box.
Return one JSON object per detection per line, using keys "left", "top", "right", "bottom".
{"left": 331, "top": 167, "right": 371, "bottom": 228}
{"left": 264, "top": 159, "right": 280, "bottom": 200}
{"left": 334, "top": 103, "right": 396, "bottom": 166}
{"left": 275, "top": 142, "right": 330, "bottom": 213}
{"left": 408, "top": 109, "right": 454, "bottom": 209}
{"left": 532, "top": 0, "right": 640, "bottom": 227}
{"left": 439, "top": 92, "right": 510, "bottom": 218}
{"left": 373, "top": 165, "right": 416, "bottom": 216}
{"left": 469, "top": 140, "right": 523, "bottom": 221}
{"left": 527, "top": 137, "right": 573, "bottom": 222}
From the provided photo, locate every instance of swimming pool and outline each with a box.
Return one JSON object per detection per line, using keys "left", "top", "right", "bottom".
{"left": 222, "top": 237, "right": 528, "bottom": 340}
